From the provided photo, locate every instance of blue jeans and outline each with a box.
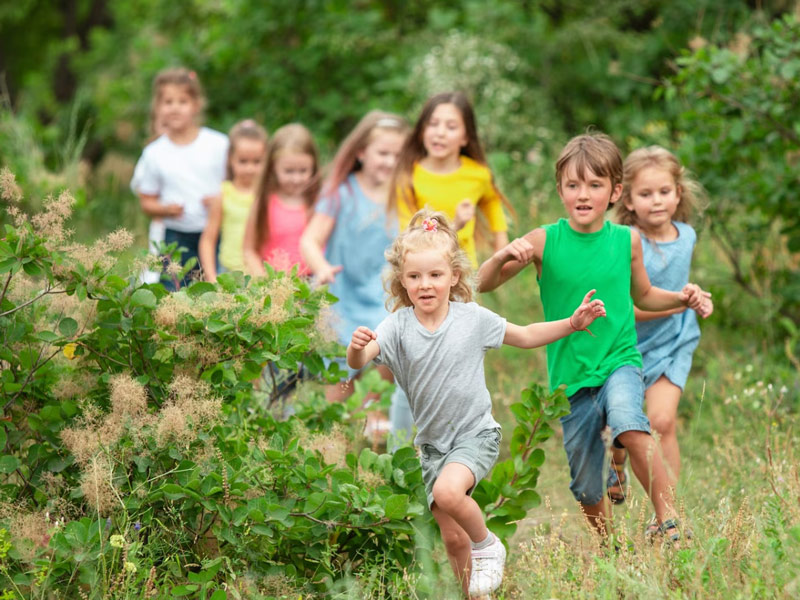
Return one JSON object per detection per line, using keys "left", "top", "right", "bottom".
{"left": 560, "top": 365, "right": 650, "bottom": 505}
{"left": 163, "top": 229, "right": 202, "bottom": 291}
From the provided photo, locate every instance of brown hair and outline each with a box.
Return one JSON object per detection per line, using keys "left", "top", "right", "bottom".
{"left": 384, "top": 209, "right": 474, "bottom": 311}
{"left": 225, "top": 119, "right": 268, "bottom": 181}
{"left": 616, "top": 145, "right": 706, "bottom": 228}
{"left": 387, "top": 92, "right": 512, "bottom": 219}
{"left": 321, "top": 110, "right": 408, "bottom": 204}
{"left": 555, "top": 132, "right": 623, "bottom": 207}
{"left": 252, "top": 123, "right": 320, "bottom": 250}
{"left": 150, "top": 67, "right": 206, "bottom": 127}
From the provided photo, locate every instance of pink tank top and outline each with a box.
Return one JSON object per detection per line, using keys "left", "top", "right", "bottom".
{"left": 259, "top": 194, "right": 309, "bottom": 275}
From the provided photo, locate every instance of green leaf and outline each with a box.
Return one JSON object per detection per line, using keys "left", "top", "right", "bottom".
{"left": 170, "top": 585, "right": 199, "bottom": 596}
{"left": 206, "top": 319, "right": 233, "bottom": 334}
{"left": 22, "top": 261, "right": 43, "bottom": 276}
{"left": 384, "top": 494, "right": 409, "bottom": 519}
{"left": 130, "top": 288, "right": 157, "bottom": 309}
{"left": 186, "top": 281, "right": 215, "bottom": 297}
{"left": 0, "top": 455, "right": 21, "bottom": 473}
{"left": 58, "top": 317, "right": 78, "bottom": 337}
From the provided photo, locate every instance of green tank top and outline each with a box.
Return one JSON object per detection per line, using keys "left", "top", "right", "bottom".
{"left": 539, "top": 219, "right": 642, "bottom": 396}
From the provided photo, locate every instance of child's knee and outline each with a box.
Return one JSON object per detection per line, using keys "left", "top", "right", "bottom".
{"left": 649, "top": 413, "right": 676, "bottom": 436}
{"left": 431, "top": 481, "right": 463, "bottom": 512}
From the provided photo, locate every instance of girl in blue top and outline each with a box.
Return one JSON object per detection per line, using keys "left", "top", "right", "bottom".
{"left": 609, "top": 146, "right": 712, "bottom": 529}
{"left": 300, "top": 111, "right": 408, "bottom": 402}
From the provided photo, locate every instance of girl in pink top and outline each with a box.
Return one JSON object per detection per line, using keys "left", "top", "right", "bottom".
{"left": 244, "top": 123, "right": 320, "bottom": 276}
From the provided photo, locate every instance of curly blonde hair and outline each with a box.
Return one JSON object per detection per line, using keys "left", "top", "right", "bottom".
{"left": 616, "top": 145, "right": 706, "bottom": 227}
{"left": 384, "top": 209, "right": 474, "bottom": 311}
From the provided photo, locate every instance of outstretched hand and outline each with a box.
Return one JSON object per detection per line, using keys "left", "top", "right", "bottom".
{"left": 350, "top": 326, "right": 376, "bottom": 351}
{"left": 570, "top": 289, "right": 607, "bottom": 335}
{"left": 316, "top": 263, "right": 343, "bottom": 285}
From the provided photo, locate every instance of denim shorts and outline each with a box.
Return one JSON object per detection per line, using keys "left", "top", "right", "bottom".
{"left": 419, "top": 428, "right": 501, "bottom": 509}
{"left": 560, "top": 365, "right": 650, "bottom": 505}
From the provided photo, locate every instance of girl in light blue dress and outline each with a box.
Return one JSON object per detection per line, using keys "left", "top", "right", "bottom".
{"left": 609, "top": 146, "right": 713, "bottom": 535}
{"left": 300, "top": 111, "right": 408, "bottom": 408}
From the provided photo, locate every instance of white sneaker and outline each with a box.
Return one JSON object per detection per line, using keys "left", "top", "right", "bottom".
{"left": 468, "top": 534, "right": 506, "bottom": 596}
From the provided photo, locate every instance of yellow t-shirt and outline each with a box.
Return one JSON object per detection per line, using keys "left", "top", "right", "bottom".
{"left": 218, "top": 181, "right": 255, "bottom": 272}
{"left": 397, "top": 156, "right": 508, "bottom": 266}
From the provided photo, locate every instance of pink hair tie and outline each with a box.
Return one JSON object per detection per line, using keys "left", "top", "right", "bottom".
{"left": 188, "top": 70, "right": 197, "bottom": 80}
{"left": 422, "top": 218, "right": 438, "bottom": 232}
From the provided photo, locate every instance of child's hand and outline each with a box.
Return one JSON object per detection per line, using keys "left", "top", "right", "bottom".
{"left": 570, "top": 289, "right": 606, "bottom": 335}
{"left": 453, "top": 200, "right": 476, "bottom": 230}
{"left": 202, "top": 194, "right": 220, "bottom": 208}
{"left": 697, "top": 296, "right": 714, "bottom": 319}
{"left": 316, "top": 263, "right": 343, "bottom": 285}
{"left": 495, "top": 237, "right": 535, "bottom": 265}
{"left": 679, "top": 283, "right": 711, "bottom": 313}
{"left": 165, "top": 204, "right": 184, "bottom": 217}
{"left": 350, "top": 326, "right": 376, "bottom": 350}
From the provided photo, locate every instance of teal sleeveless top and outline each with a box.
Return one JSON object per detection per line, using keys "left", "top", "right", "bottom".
{"left": 539, "top": 219, "right": 642, "bottom": 396}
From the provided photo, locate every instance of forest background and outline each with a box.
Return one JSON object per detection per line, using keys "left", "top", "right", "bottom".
{"left": 1, "top": 1, "right": 799, "bottom": 598}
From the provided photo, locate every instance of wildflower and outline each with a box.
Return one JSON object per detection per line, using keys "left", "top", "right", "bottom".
{"left": 133, "top": 522, "right": 141, "bottom": 532}
{"left": 124, "top": 561, "right": 137, "bottom": 574}
{"left": 109, "top": 534, "right": 125, "bottom": 548}
{"left": 63, "top": 343, "right": 77, "bottom": 360}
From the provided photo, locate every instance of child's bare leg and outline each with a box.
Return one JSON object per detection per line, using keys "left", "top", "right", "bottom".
{"left": 645, "top": 376, "right": 682, "bottom": 487}
{"left": 580, "top": 498, "right": 612, "bottom": 536}
{"left": 432, "top": 463, "right": 488, "bottom": 541}
{"left": 431, "top": 504, "right": 472, "bottom": 596}
{"left": 618, "top": 430, "right": 675, "bottom": 523}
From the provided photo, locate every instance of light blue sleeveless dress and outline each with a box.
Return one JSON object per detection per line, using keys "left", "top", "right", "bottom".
{"left": 635, "top": 221, "right": 700, "bottom": 390}
{"left": 316, "top": 174, "right": 395, "bottom": 348}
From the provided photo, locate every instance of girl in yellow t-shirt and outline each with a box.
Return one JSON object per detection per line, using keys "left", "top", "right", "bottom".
{"left": 199, "top": 120, "right": 268, "bottom": 281}
{"left": 388, "top": 91, "right": 511, "bottom": 267}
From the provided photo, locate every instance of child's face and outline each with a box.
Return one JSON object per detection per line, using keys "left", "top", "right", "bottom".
{"left": 422, "top": 103, "right": 467, "bottom": 162}
{"left": 558, "top": 164, "right": 622, "bottom": 233}
{"left": 624, "top": 166, "right": 681, "bottom": 232}
{"left": 230, "top": 139, "right": 266, "bottom": 189}
{"left": 358, "top": 130, "right": 405, "bottom": 187}
{"left": 401, "top": 247, "right": 458, "bottom": 319}
{"left": 157, "top": 84, "right": 200, "bottom": 135}
{"left": 273, "top": 151, "right": 315, "bottom": 197}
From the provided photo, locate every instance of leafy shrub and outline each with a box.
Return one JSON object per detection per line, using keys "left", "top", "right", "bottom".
{"left": 0, "top": 173, "right": 566, "bottom": 598}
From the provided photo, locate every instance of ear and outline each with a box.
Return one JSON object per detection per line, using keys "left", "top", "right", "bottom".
{"left": 609, "top": 183, "right": 623, "bottom": 206}
{"left": 675, "top": 183, "right": 682, "bottom": 202}
{"left": 450, "top": 270, "right": 460, "bottom": 288}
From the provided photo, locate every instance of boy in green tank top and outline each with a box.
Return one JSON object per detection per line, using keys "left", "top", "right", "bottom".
{"left": 477, "top": 132, "right": 711, "bottom": 543}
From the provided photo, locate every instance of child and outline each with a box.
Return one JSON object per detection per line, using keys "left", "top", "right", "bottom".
{"left": 199, "top": 119, "right": 268, "bottom": 282}
{"left": 243, "top": 123, "right": 319, "bottom": 276}
{"left": 477, "top": 132, "right": 712, "bottom": 544}
{"left": 347, "top": 210, "right": 606, "bottom": 597}
{"left": 300, "top": 111, "right": 407, "bottom": 402}
{"left": 605, "top": 146, "right": 711, "bottom": 531}
{"left": 388, "top": 91, "right": 511, "bottom": 269}
{"left": 387, "top": 91, "right": 512, "bottom": 442}
{"left": 131, "top": 67, "right": 229, "bottom": 290}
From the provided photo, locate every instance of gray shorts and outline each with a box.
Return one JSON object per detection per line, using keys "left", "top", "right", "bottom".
{"left": 419, "top": 428, "right": 501, "bottom": 509}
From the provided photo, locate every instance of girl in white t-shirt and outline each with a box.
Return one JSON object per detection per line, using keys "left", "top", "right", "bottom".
{"left": 131, "top": 67, "right": 228, "bottom": 290}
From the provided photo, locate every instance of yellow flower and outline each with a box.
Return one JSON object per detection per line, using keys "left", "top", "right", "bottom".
{"left": 124, "top": 561, "right": 137, "bottom": 574}
{"left": 109, "top": 534, "right": 125, "bottom": 548}
{"left": 63, "top": 343, "right": 77, "bottom": 360}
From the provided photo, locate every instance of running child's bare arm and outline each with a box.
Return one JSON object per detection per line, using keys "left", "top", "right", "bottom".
{"left": 503, "top": 289, "right": 606, "bottom": 348}
{"left": 138, "top": 193, "right": 184, "bottom": 218}
{"left": 630, "top": 229, "right": 713, "bottom": 316}
{"left": 347, "top": 326, "right": 381, "bottom": 370}
{"left": 477, "top": 228, "right": 545, "bottom": 292}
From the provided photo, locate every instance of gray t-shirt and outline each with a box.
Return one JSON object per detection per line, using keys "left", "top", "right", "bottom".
{"left": 374, "top": 302, "right": 506, "bottom": 452}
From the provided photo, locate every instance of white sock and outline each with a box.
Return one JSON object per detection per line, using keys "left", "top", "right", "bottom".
{"left": 471, "top": 531, "right": 493, "bottom": 550}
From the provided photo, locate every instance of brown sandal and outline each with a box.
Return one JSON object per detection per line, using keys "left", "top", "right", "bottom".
{"left": 606, "top": 461, "right": 628, "bottom": 505}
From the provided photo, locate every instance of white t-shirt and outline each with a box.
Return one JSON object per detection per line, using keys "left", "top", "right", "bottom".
{"left": 130, "top": 127, "right": 229, "bottom": 233}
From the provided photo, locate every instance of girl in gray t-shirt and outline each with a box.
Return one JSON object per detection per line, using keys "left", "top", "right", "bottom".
{"left": 347, "top": 209, "right": 606, "bottom": 597}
